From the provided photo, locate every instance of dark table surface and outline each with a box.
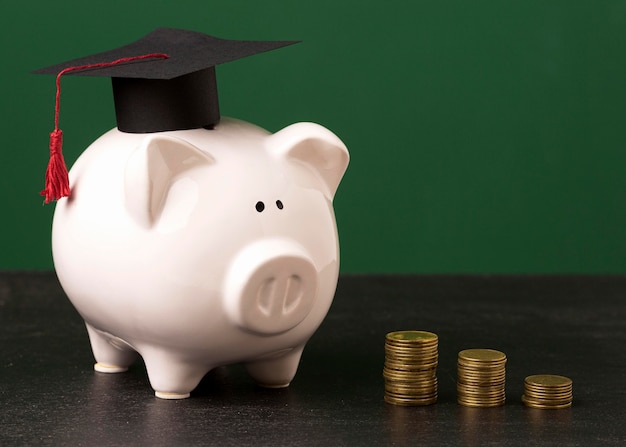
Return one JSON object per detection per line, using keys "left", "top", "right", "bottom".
{"left": 1, "top": 272, "right": 625, "bottom": 446}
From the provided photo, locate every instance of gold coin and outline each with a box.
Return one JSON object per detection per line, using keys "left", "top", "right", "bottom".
{"left": 458, "top": 364, "right": 505, "bottom": 372}
{"left": 385, "top": 344, "right": 438, "bottom": 352}
{"left": 458, "top": 402, "right": 505, "bottom": 409}
{"left": 384, "top": 374, "right": 437, "bottom": 381}
{"left": 385, "top": 366, "right": 438, "bottom": 375}
{"left": 524, "top": 378, "right": 572, "bottom": 388}
{"left": 458, "top": 362, "right": 506, "bottom": 372}
{"left": 385, "top": 385, "right": 438, "bottom": 394}
{"left": 385, "top": 349, "right": 439, "bottom": 359}
{"left": 524, "top": 385, "right": 572, "bottom": 395}
{"left": 458, "top": 394, "right": 505, "bottom": 400}
{"left": 386, "top": 331, "right": 438, "bottom": 344}
{"left": 459, "top": 374, "right": 506, "bottom": 380}
{"left": 524, "top": 374, "right": 572, "bottom": 388}
{"left": 385, "top": 338, "right": 439, "bottom": 349}
{"left": 458, "top": 397, "right": 505, "bottom": 408}
{"left": 384, "top": 380, "right": 437, "bottom": 388}
{"left": 524, "top": 390, "right": 573, "bottom": 400}
{"left": 384, "top": 377, "right": 438, "bottom": 387}
{"left": 384, "top": 394, "right": 438, "bottom": 406}
{"left": 385, "top": 384, "right": 438, "bottom": 394}
{"left": 386, "top": 336, "right": 438, "bottom": 345}
{"left": 458, "top": 365, "right": 506, "bottom": 373}
{"left": 459, "top": 380, "right": 506, "bottom": 388}
{"left": 458, "top": 395, "right": 506, "bottom": 404}
{"left": 384, "top": 371, "right": 438, "bottom": 381}
{"left": 384, "top": 364, "right": 438, "bottom": 374}
{"left": 458, "top": 349, "right": 506, "bottom": 363}
{"left": 457, "top": 389, "right": 506, "bottom": 399}
{"left": 458, "top": 378, "right": 506, "bottom": 387}
{"left": 524, "top": 388, "right": 572, "bottom": 397}
{"left": 523, "top": 402, "right": 572, "bottom": 410}
{"left": 458, "top": 368, "right": 506, "bottom": 377}
{"left": 457, "top": 382, "right": 505, "bottom": 391}
{"left": 385, "top": 358, "right": 439, "bottom": 367}
{"left": 385, "top": 352, "right": 439, "bottom": 361}
{"left": 385, "top": 362, "right": 438, "bottom": 371}
{"left": 384, "top": 375, "right": 437, "bottom": 385}
{"left": 385, "top": 374, "right": 437, "bottom": 384}
{"left": 456, "top": 348, "right": 507, "bottom": 407}
{"left": 457, "top": 392, "right": 506, "bottom": 401}
{"left": 459, "top": 380, "right": 505, "bottom": 387}
{"left": 385, "top": 384, "right": 438, "bottom": 393}
{"left": 383, "top": 375, "right": 436, "bottom": 384}
{"left": 385, "top": 390, "right": 438, "bottom": 400}
{"left": 386, "top": 380, "right": 438, "bottom": 389}
{"left": 458, "top": 360, "right": 506, "bottom": 371}
{"left": 385, "top": 348, "right": 437, "bottom": 356}
{"left": 522, "top": 395, "right": 572, "bottom": 409}
{"left": 458, "top": 396, "right": 506, "bottom": 404}
{"left": 386, "top": 395, "right": 438, "bottom": 404}
{"left": 521, "top": 395, "right": 572, "bottom": 406}
{"left": 522, "top": 373, "right": 573, "bottom": 408}
{"left": 524, "top": 389, "right": 573, "bottom": 399}
{"left": 383, "top": 330, "right": 441, "bottom": 406}
{"left": 383, "top": 366, "right": 436, "bottom": 376}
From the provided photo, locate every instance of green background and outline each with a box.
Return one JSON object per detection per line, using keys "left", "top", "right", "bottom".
{"left": 1, "top": 0, "right": 624, "bottom": 273}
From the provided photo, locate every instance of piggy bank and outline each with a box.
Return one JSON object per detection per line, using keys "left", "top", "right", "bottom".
{"left": 52, "top": 117, "right": 349, "bottom": 399}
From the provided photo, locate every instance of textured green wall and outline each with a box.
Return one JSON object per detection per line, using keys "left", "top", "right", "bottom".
{"left": 1, "top": 0, "right": 624, "bottom": 273}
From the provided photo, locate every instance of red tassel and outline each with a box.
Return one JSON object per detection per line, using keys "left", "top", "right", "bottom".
{"left": 41, "top": 129, "right": 70, "bottom": 203}
{"left": 41, "top": 52, "right": 169, "bottom": 203}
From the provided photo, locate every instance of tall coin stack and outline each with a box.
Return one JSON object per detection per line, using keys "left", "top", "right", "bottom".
{"left": 522, "top": 374, "right": 573, "bottom": 409}
{"left": 457, "top": 348, "right": 507, "bottom": 407}
{"left": 383, "top": 330, "right": 438, "bottom": 406}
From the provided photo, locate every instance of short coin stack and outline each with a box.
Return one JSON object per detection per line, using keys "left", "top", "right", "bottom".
{"left": 457, "top": 348, "right": 507, "bottom": 407}
{"left": 383, "top": 330, "right": 438, "bottom": 406}
{"left": 522, "top": 374, "right": 573, "bottom": 409}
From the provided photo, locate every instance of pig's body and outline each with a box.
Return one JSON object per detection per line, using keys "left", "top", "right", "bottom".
{"left": 52, "top": 118, "right": 349, "bottom": 398}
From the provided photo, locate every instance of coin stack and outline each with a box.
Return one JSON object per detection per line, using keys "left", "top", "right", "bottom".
{"left": 522, "top": 374, "right": 573, "bottom": 409}
{"left": 383, "top": 330, "right": 438, "bottom": 406}
{"left": 457, "top": 348, "right": 507, "bottom": 407}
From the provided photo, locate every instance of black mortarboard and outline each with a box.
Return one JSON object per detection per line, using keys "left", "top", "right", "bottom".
{"left": 36, "top": 27, "right": 298, "bottom": 203}
{"left": 35, "top": 27, "right": 298, "bottom": 133}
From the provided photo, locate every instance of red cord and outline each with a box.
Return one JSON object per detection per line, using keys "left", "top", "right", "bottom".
{"left": 41, "top": 53, "right": 169, "bottom": 204}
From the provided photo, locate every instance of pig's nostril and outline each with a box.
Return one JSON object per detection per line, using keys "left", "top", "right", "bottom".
{"left": 276, "top": 200, "right": 284, "bottom": 210}
{"left": 256, "top": 275, "right": 303, "bottom": 317}
{"left": 257, "top": 278, "right": 276, "bottom": 316}
{"left": 255, "top": 201, "right": 265, "bottom": 212}
{"left": 283, "top": 275, "right": 303, "bottom": 313}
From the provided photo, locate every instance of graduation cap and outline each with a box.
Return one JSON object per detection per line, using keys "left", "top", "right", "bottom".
{"left": 35, "top": 27, "right": 298, "bottom": 203}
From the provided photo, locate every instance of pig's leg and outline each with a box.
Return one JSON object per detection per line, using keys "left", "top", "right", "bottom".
{"left": 85, "top": 323, "right": 138, "bottom": 373}
{"left": 141, "top": 348, "right": 210, "bottom": 399}
{"left": 244, "top": 345, "right": 305, "bottom": 388}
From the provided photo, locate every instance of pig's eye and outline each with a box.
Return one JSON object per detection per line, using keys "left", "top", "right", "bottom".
{"left": 255, "top": 201, "right": 265, "bottom": 212}
{"left": 276, "top": 200, "right": 284, "bottom": 210}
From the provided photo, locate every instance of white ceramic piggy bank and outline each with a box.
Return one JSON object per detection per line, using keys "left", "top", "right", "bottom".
{"left": 52, "top": 117, "right": 349, "bottom": 399}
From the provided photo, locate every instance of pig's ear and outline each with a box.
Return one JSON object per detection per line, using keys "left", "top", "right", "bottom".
{"left": 124, "top": 135, "right": 213, "bottom": 228}
{"left": 268, "top": 123, "right": 349, "bottom": 199}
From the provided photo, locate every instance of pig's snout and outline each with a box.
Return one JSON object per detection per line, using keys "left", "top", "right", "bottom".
{"left": 223, "top": 239, "right": 318, "bottom": 335}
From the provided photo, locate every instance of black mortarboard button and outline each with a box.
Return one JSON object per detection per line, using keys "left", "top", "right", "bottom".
{"left": 35, "top": 27, "right": 298, "bottom": 203}
{"left": 35, "top": 27, "right": 298, "bottom": 133}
